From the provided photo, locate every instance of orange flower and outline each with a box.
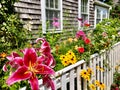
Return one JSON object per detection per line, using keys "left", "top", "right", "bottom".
{"left": 0, "top": 52, "right": 7, "bottom": 58}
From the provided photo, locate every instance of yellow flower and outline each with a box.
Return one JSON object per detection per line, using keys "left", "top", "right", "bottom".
{"left": 95, "top": 80, "right": 100, "bottom": 86}
{"left": 96, "top": 66, "right": 104, "bottom": 72}
{"left": 69, "top": 56, "right": 77, "bottom": 64}
{"left": 63, "top": 40, "right": 66, "bottom": 45}
{"left": 66, "top": 50, "right": 74, "bottom": 57}
{"left": 115, "top": 65, "right": 120, "bottom": 71}
{"left": 68, "top": 38, "right": 73, "bottom": 43}
{"left": 75, "top": 45, "right": 79, "bottom": 50}
{"left": 95, "top": 80, "right": 105, "bottom": 89}
{"left": 0, "top": 52, "right": 7, "bottom": 58}
{"left": 89, "top": 84, "right": 96, "bottom": 90}
{"left": 80, "top": 70, "right": 90, "bottom": 81}
{"left": 99, "top": 82, "right": 105, "bottom": 89}
{"left": 61, "top": 59, "right": 70, "bottom": 66}
{"left": 87, "top": 67, "right": 93, "bottom": 75}
{"left": 73, "top": 38, "right": 78, "bottom": 42}
{"left": 60, "top": 55, "right": 66, "bottom": 60}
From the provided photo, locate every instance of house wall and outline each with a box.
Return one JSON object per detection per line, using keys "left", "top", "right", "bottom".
{"left": 14, "top": 0, "right": 41, "bottom": 38}
{"left": 14, "top": 0, "right": 95, "bottom": 38}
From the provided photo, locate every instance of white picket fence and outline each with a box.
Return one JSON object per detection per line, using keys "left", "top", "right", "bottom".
{"left": 20, "top": 42, "right": 120, "bottom": 90}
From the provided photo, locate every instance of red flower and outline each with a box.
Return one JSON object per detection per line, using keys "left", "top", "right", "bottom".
{"left": 83, "top": 20, "right": 90, "bottom": 27}
{"left": 84, "top": 38, "right": 91, "bottom": 44}
{"left": 78, "top": 47, "right": 85, "bottom": 53}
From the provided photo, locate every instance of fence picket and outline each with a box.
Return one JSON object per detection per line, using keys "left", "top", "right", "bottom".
{"left": 61, "top": 74, "right": 67, "bottom": 90}
{"left": 70, "top": 69, "right": 75, "bottom": 90}
{"left": 77, "top": 66, "right": 81, "bottom": 90}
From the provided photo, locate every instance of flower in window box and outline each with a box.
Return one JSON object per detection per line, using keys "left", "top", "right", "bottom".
{"left": 78, "top": 47, "right": 85, "bottom": 53}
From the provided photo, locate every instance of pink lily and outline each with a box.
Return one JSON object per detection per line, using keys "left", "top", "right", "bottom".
{"left": 36, "top": 38, "right": 56, "bottom": 68}
{"left": 2, "top": 52, "right": 23, "bottom": 71}
{"left": 6, "top": 48, "right": 55, "bottom": 90}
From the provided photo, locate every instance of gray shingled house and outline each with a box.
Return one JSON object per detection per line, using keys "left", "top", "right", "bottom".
{"left": 14, "top": 0, "right": 111, "bottom": 37}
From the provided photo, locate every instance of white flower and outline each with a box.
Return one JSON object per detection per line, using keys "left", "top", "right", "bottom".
{"left": 0, "top": 4, "right": 2, "bottom": 8}
{"left": 23, "top": 21, "right": 33, "bottom": 31}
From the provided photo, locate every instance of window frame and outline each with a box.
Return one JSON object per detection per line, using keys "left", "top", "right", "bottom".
{"left": 94, "top": 6, "right": 109, "bottom": 28}
{"left": 41, "top": 0, "right": 63, "bottom": 34}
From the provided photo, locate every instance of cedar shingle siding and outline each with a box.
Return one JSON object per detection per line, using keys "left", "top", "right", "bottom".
{"left": 14, "top": 0, "right": 41, "bottom": 37}
{"left": 63, "top": 0, "right": 78, "bottom": 30}
{"left": 89, "top": 0, "right": 95, "bottom": 27}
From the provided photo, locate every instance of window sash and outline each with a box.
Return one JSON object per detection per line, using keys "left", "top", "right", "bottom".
{"left": 81, "top": 0, "right": 88, "bottom": 14}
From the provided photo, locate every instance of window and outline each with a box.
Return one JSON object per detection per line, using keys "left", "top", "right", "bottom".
{"left": 81, "top": 0, "right": 89, "bottom": 21}
{"left": 78, "top": 0, "right": 89, "bottom": 28}
{"left": 95, "top": 6, "right": 109, "bottom": 27}
{"left": 41, "top": 0, "right": 62, "bottom": 33}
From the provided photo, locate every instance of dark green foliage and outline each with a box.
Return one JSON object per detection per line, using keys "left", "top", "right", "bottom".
{"left": 0, "top": 0, "right": 28, "bottom": 52}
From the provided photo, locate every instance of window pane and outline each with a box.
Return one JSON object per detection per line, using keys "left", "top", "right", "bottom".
{"left": 81, "top": 14, "right": 88, "bottom": 21}
{"left": 54, "top": 11, "right": 60, "bottom": 18}
{"left": 103, "top": 10, "right": 107, "bottom": 19}
{"left": 45, "top": 0, "right": 60, "bottom": 30}
{"left": 50, "top": 0, "right": 54, "bottom": 8}
{"left": 97, "top": 9, "right": 101, "bottom": 19}
{"left": 81, "top": 0, "right": 88, "bottom": 13}
{"left": 46, "top": 0, "right": 49, "bottom": 7}
{"left": 55, "top": 0, "right": 58, "bottom": 8}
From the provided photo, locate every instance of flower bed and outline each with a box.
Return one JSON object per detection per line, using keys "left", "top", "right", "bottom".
{"left": 1, "top": 18, "right": 120, "bottom": 90}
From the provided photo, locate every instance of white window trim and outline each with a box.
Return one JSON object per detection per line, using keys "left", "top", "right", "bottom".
{"left": 41, "top": 0, "right": 63, "bottom": 34}
{"left": 94, "top": 6, "right": 109, "bottom": 28}
{"left": 78, "top": 0, "right": 90, "bottom": 29}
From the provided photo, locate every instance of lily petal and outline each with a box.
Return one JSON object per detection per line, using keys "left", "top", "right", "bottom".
{"left": 6, "top": 52, "right": 20, "bottom": 61}
{"left": 29, "top": 76, "right": 39, "bottom": 90}
{"left": 43, "top": 75, "right": 55, "bottom": 90}
{"left": 43, "top": 54, "right": 56, "bottom": 67}
{"left": 37, "top": 56, "right": 45, "bottom": 64}
{"left": 35, "top": 64, "right": 55, "bottom": 75}
{"left": 14, "top": 57, "right": 24, "bottom": 66}
{"left": 6, "top": 66, "right": 32, "bottom": 85}
{"left": 3, "top": 64, "right": 8, "bottom": 72}
{"left": 24, "top": 48, "right": 37, "bottom": 67}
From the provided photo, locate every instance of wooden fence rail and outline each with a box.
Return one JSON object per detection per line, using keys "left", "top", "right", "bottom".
{"left": 20, "top": 42, "right": 120, "bottom": 90}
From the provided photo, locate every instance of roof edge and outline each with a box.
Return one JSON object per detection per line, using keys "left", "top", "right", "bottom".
{"left": 94, "top": 0, "right": 112, "bottom": 9}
